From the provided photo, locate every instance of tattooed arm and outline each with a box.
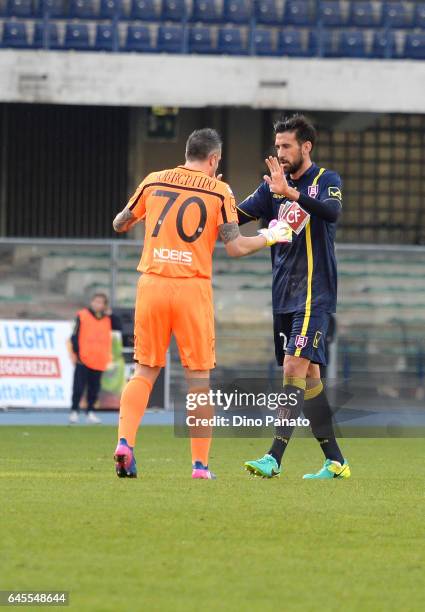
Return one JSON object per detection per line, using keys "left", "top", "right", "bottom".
{"left": 218, "top": 222, "right": 268, "bottom": 258}
{"left": 112, "top": 206, "right": 139, "bottom": 233}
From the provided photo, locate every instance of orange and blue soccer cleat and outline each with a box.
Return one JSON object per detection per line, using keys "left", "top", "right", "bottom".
{"left": 114, "top": 438, "right": 137, "bottom": 478}
{"left": 192, "top": 461, "right": 216, "bottom": 480}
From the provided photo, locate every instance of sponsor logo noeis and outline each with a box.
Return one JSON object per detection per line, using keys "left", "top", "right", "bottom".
{"left": 153, "top": 248, "right": 192, "bottom": 265}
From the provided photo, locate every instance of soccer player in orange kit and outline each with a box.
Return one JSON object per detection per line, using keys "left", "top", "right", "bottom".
{"left": 112, "top": 128, "right": 290, "bottom": 479}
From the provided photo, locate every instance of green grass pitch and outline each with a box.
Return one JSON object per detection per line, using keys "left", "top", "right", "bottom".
{"left": 1, "top": 426, "right": 424, "bottom": 612}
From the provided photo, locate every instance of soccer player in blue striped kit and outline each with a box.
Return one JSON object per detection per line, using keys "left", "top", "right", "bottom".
{"left": 239, "top": 115, "right": 351, "bottom": 480}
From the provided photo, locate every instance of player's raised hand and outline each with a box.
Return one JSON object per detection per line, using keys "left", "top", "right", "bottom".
{"left": 264, "top": 156, "right": 290, "bottom": 196}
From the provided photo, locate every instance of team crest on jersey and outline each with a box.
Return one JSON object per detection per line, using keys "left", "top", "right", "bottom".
{"left": 282, "top": 202, "right": 310, "bottom": 235}
{"left": 308, "top": 185, "right": 319, "bottom": 198}
{"left": 295, "top": 335, "right": 309, "bottom": 349}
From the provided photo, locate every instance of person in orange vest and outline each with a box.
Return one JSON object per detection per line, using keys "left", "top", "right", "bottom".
{"left": 68, "top": 293, "right": 122, "bottom": 424}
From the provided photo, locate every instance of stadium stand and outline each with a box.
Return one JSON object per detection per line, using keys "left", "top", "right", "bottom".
{"left": 157, "top": 23, "right": 184, "bottom": 52}
{"left": 64, "top": 22, "right": 91, "bottom": 50}
{"left": 38, "top": 0, "right": 66, "bottom": 18}
{"left": 284, "top": 0, "right": 314, "bottom": 26}
{"left": 0, "top": 0, "right": 424, "bottom": 58}
{"left": 404, "top": 32, "right": 425, "bottom": 59}
{"left": 189, "top": 24, "right": 214, "bottom": 53}
{"left": 254, "top": 0, "right": 281, "bottom": 25}
{"left": 252, "top": 26, "right": 274, "bottom": 54}
{"left": 2, "top": 242, "right": 424, "bottom": 375}
{"left": 372, "top": 29, "right": 397, "bottom": 57}
{"left": 95, "top": 22, "right": 114, "bottom": 50}
{"left": 415, "top": 3, "right": 425, "bottom": 29}
{"left": 191, "top": 0, "right": 221, "bottom": 23}
{"left": 2, "top": 20, "right": 29, "bottom": 47}
{"left": 223, "top": 0, "right": 251, "bottom": 24}
{"left": 122, "top": 23, "right": 153, "bottom": 51}
{"left": 277, "top": 27, "right": 308, "bottom": 56}
{"left": 99, "top": 0, "right": 123, "bottom": 19}
{"left": 69, "top": 0, "right": 97, "bottom": 19}
{"left": 319, "top": 0, "right": 345, "bottom": 27}
{"left": 383, "top": 0, "right": 412, "bottom": 28}
{"left": 340, "top": 29, "right": 368, "bottom": 58}
{"left": 161, "top": 0, "right": 186, "bottom": 21}
{"left": 7, "top": 0, "right": 33, "bottom": 18}
{"left": 32, "top": 20, "right": 60, "bottom": 47}
{"left": 217, "top": 24, "right": 247, "bottom": 54}
{"left": 130, "top": 0, "right": 157, "bottom": 21}
{"left": 348, "top": 1, "right": 380, "bottom": 28}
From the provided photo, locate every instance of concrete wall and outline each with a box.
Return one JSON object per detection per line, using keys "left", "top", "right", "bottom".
{"left": 126, "top": 107, "right": 263, "bottom": 203}
{"left": 1, "top": 50, "right": 425, "bottom": 113}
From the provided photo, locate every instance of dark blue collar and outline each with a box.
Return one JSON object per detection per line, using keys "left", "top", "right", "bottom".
{"left": 287, "top": 162, "right": 318, "bottom": 185}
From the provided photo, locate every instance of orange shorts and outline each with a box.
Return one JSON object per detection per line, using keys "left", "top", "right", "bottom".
{"left": 134, "top": 274, "right": 215, "bottom": 371}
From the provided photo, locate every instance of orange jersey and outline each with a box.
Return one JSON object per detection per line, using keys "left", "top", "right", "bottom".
{"left": 127, "top": 166, "right": 238, "bottom": 279}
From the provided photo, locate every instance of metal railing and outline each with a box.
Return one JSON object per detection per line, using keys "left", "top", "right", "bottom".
{"left": 1, "top": 238, "right": 425, "bottom": 386}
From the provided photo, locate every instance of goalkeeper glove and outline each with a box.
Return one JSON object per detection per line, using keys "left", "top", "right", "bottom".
{"left": 258, "top": 220, "right": 292, "bottom": 247}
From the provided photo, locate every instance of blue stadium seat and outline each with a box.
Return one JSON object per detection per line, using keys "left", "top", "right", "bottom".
{"left": 217, "top": 26, "right": 246, "bottom": 54}
{"left": 2, "top": 21, "right": 29, "bottom": 47}
{"left": 129, "top": 0, "right": 157, "bottom": 21}
{"left": 38, "top": 0, "right": 66, "bottom": 17}
{"left": 7, "top": 0, "right": 33, "bottom": 18}
{"left": 122, "top": 24, "right": 154, "bottom": 52}
{"left": 340, "top": 30, "right": 368, "bottom": 58}
{"left": 348, "top": 1, "right": 379, "bottom": 27}
{"left": 223, "top": 0, "right": 251, "bottom": 24}
{"left": 253, "top": 27, "right": 274, "bottom": 55}
{"left": 161, "top": 0, "right": 186, "bottom": 22}
{"left": 191, "top": 0, "right": 220, "bottom": 23}
{"left": 371, "top": 30, "right": 397, "bottom": 58}
{"left": 33, "top": 21, "right": 60, "bottom": 48}
{"left": 69, "top": 0, "right": 97, "bottom": 19}
{"left": 99, "top": 0, "right": 123, "bottom": 19}
{"left": 277, "top": 28, "right": 305, "bottom": 56}
{"left": 283, "top": 0, "right": 314, "bottom": 27}
{"left": 319, "top": 1, "right": 344, "bottom": 27}
{"left": 157, "top": 24, "right": 184, "bottom": 52}
{"left": 64, "top": 23, "right": 91, "bottom": 50}
{"left": 255, "top": 0, "right": 280, "bottom": 26}
{"left": 95, "top": 24, "right": 115, "bottom": 50}
{"left": 383, "top": 2, "right": 412, "bottom": 28}
{"left": 404, "top": 33, "right": 425, "bottom": 60}
{"left": 189, "top": 26, "right": 214, "bottom": 53}
{"left": 414, "top": 3, "right": 425, "bottom": 29}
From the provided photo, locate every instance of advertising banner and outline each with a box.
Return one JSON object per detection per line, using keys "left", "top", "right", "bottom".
{"left": 0, "top": 320, "right": 73, "bottom": 409}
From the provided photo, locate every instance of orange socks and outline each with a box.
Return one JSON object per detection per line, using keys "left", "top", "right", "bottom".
{"left": 119, "top": 377, "right": 212, "bottom": 465}
{"left": 118, "top": 376, "right": 152, "bottom": 447}
{"left": 188, "top": 388, "right": 213, "bottom": 466}
{"left": 191, "top": 431, "right": 212, "bottom": 466}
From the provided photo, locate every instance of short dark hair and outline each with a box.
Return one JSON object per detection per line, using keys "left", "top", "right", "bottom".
{"left": 273, "top": 114, "right": 316, "bottom": 150}
{"left": 91, "top": 292, "right": 108, "bottom": 305}
{"left": 185, "top": 128, "right": 222, "bottom": 162}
